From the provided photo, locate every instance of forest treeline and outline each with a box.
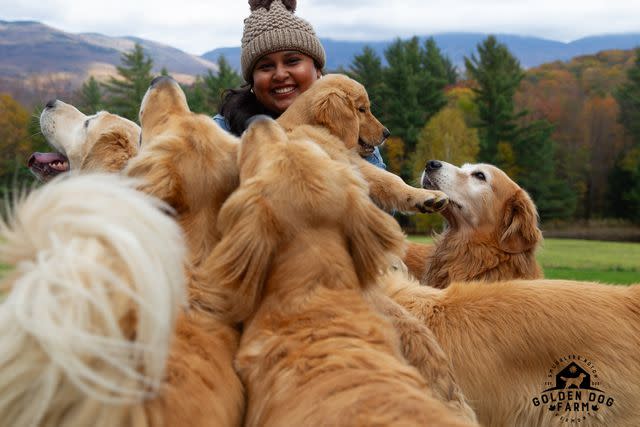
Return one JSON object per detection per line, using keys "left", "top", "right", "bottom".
{"left": 1, "top": 37, "right": 639, "bottom": 228}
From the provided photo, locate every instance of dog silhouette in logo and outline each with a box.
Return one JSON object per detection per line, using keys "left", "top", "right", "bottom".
{"left": 561, "top": 373, "right": 586, "bottom": 389}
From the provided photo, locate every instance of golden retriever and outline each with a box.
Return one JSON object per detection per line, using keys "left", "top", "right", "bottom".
{"left": 0, "top": 173, "right": 244, "bottom": 427}
{"left": 382, "top": 273, "right": 640, "bottom": 426}
{"left": 0, "top": 173, "right": 186, "bottom": 427}
{"left": 124, "top": 76, "right": 241, "bottom": 267}
{"left": 209, "top": 117, "right": 477, "bottom": 426}
{"left": 278, "top": 74, "right": 449, "bottom": 214}
{"left": 404, "top": 160, "right": 543, "bottom": 287}
{"left": 31, "top": 100, "right": 140, "bottom": 181}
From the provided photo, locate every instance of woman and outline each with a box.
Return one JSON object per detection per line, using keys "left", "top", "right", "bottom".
{"left": 213, "top": 0, "right": 386, "bottom": 169}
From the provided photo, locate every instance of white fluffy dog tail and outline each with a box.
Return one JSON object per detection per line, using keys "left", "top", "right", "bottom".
{"left": 0, "top": 174, "right": 187, "bottom": 427}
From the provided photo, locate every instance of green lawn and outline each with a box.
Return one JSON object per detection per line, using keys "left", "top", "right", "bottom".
{"left": 408, "top": 236, "right": 640, "bottom": 285}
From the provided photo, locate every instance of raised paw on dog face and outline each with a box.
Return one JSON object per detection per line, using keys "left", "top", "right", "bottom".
{"left": 413, "top": 189, "right": 449, "bottom": 213}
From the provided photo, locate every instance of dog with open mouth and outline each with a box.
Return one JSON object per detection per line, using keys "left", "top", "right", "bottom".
{"left": 404, "top": 160, "right": 543, "bottom": 288}
{"left": 31, "top": 100, "right": 140, "bottom": 181}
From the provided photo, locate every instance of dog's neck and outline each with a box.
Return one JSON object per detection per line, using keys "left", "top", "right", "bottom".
{"left": 263, "top": 228, "right": 361, "bottom": 305}
{"left": 424, "top": 228, "right": 541, "bottom": 288}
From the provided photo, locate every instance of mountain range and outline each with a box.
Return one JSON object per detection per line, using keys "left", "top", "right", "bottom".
{"left": 1, "top": 19, "right": 640, "bottom": 98}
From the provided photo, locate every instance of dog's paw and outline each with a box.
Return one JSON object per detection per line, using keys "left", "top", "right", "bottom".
{"left": 412, "top": 189, "right": 448, "bottom": 213}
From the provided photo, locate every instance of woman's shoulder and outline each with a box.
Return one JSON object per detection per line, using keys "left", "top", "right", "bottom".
{"left": 213, "top": 113, "right": 230, "bottom": 132}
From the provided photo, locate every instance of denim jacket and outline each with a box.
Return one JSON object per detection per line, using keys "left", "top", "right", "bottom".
{"left": 213, "top": 114, "right": 386, "bottom": 170}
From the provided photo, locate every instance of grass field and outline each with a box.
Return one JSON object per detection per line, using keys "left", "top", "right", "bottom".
{"left": 408, "top": 236, "right": 640, "bottom": 285}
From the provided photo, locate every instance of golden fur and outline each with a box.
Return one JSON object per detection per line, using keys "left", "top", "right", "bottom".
{"left": 278, "top": 74, "right": 449, "bottom": 214}
{"left": 124, "top": 76, "right": 244, "bottom": 426}
{"left": 405, "top": 161, "right": 543, "bottom": 287}
{"left": 382, "top": 272, "right": 640, "bottom": 426}
{"left": 125, "top": 76, "right": 240, "bottom": 267}
{"left": 32, "top": 101, "right": 140, "bottom": 181}
{"left": 210, "top": 118, "right": 477, "bottom": 426}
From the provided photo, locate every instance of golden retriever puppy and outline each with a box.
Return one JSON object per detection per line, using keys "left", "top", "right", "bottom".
{"left": 404, "top": 160, "right": 543, "bottom": 288}
{"left": 124, "top": 76, "right": 240, "bottom": 267}
{"left": 0, "top": 173, "right": 244, "bottom": 427}
{"left": 0, "top": 173, "right": 186, "bottom": 427}
{"left": 209, "top": 117, "right": 477, "bottom": 427}
{"left": 31, "top": 100, "right": 140, "bottom": 181}
{"left": 278, "top": 73, "right": 449, "bottom": 214}
{"left": 382, "top": 273, "right": 640, "bottom": 427}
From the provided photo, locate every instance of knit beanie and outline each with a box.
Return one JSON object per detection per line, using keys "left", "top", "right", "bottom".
{"left": 241, "top": 0, "right": 326, "bottom": 82}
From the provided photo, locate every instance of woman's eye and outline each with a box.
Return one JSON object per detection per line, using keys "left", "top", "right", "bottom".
{"left": 472, "top": 171, "right": 486, "bottom": 181}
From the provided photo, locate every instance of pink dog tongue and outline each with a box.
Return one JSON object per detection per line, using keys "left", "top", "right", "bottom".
{"left": 28, "top": 152, "right": 69, "bottom": 169}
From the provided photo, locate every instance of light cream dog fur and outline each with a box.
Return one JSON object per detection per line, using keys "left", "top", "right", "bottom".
{"left": 32, "top": 101, "right": 140, "bottom": 181}
{"left": 0, "top": 174, "right": 186, "bottom": 427}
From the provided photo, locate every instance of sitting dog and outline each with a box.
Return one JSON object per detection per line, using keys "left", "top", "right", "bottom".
{"left": 383, "top": 273, "right": 640, "bottom": 426}
{"left": 277, "top": 74, "right": 449, "bottom": 215}
{"left": 30, "top": 100, "right": 140, "bottom": 181}
{"left": 0, "top": 173, "right": 244, "bottom": 427}
{"left": 208, "top": 118, "right": 477, "bottom": 426}
{"left": 404, "top": 160, "right": 543, "bottom": 288}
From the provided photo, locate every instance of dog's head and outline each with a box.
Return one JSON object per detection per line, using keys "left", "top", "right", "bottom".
{"left": 278, "top": 74, "right": 390, "bottom": 157}
{"left": 138, "top": 76, "right": 191, "bottom": 143}
{"left": 422, "top": 160, "right": 542, "bottom": 253}
{"left": 210, "top": 117, "right": 404, "bottom": 322}
{"left": 33, "top": 100, "right": 140, "bottom": 181}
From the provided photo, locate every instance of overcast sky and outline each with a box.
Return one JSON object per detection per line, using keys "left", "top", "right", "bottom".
{"left": 3, "top": 0, "right": 640, "bottom": 55}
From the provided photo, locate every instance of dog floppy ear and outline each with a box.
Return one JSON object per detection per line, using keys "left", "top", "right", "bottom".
{"left": 499, "top": 189, "right": 542, "bottom": 254}
{"left": 312, "top": 87, "right": 360, "bottom": 150}
{"left": 343, "top": 188, "right": 405, "bottom": 286}
{"left": 201, "top": 187, "right": 282, "bottom": 323}
{"left": 81, "top": 131, "right": 139, "bottom": 173}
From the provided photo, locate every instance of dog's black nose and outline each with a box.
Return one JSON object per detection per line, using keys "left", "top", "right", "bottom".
{"left": 426, "top": 160, "right": 442, "bottom": 171}
{"left": 45, "top": 99, "right": 57, "bottom": 109}
{"left": 382, "top": 128, "right": 391, "bottom": 139}
{"left": 150, "top": 75, "right": 174, "bottom": 88}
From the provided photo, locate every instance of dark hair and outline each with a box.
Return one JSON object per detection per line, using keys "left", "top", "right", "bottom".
{"left": 218, "top": 85, "right": 279, "bottom": 136}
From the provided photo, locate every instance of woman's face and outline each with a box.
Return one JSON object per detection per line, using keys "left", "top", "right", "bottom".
{"left": 252, "top": 50, "right": 322, "bottom": 114}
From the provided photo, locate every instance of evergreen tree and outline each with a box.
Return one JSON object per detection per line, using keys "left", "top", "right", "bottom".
{"left": 609, "top": 48, "right": 640, "bottom": 222}
{"left": 381, "top": 37, "right": 448, "bottom": 162}
{"left": 77, "top": 76, "right": 104, "bottom": 114}
{"left": 103, "top": 43, "right": 154, "bottom": 121}
{"left": 464, "top": 35, "right": 525, "bottom": 163}
{"left": 347, "top": 46, "right": 387, "bottom": 118}
{"left": 185, "top": 76, "right": 208, "bottom": 114}
{"left": 202, "top": 56, "right": 242, "bottom": 112}
{"left": 615, "top": 48, "right": 640, "bottom": 144}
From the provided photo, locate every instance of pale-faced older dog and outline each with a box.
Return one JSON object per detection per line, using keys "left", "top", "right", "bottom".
{"left": 278, "top": 74, "right": 449, "bottom": 214}
{"left": 209, "top": 117, "right": 477, "bottom": 426}
{"left": 404, "top": 160, "right": 543, "bottom": 288}
{"left": 31, "top": 100, "right": 140, "bottom": 181}
{"left": 382, "top": 273, "right": 640, "bottom": 426}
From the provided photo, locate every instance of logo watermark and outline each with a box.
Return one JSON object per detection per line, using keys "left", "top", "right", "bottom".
{"left": 531, "top": 355, "right": 614, "bottom": 423}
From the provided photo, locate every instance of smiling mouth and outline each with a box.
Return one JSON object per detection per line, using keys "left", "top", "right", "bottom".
{"left": 272, "top": 86, "right": 296, "bottom": 96}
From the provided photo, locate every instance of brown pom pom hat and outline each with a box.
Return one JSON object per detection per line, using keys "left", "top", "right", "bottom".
{"left": 241, "top": 0, "right": 326, "bottom": 82}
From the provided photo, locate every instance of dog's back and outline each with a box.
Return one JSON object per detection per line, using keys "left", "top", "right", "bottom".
{"left": 0, "top": 174, "right": 186, "bottom": 427}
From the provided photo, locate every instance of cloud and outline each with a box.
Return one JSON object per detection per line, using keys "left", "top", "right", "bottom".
{"left": 1, "top": 0, "right": 639, "bottom": 54}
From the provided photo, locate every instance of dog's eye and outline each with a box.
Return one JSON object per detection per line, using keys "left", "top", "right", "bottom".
{"left": 472, "top": 171, "right": 486, "bottom": 181}
{"left": 358, "top": 107, "right": 366, "bottom": 113}
{"left": 84, "top": 119, "right": 90, "bottom": 129}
